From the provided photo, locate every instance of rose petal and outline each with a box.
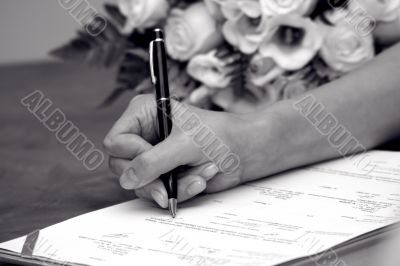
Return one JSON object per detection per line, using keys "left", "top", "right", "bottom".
{"left": 118, "top": 0, "right": 169, "bottom": 33}
{"left": 319, "top": 23, "right": 374, "bottom": 72}
{"left": 260, "top": 14, "right": 323, "bottom": 70}
{"left": 165, "top": 3, "right": 223, "bottom": 61}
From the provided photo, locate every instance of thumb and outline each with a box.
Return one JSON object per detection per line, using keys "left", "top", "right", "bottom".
{"left": 120, "top": 135, "right": 196, "bottom": 190}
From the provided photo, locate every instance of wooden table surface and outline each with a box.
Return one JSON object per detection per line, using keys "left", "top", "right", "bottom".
{"left": 0, "top": 62, "right": 398, "bottom": 266}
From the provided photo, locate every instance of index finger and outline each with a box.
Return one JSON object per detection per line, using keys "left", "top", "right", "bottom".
{"left": 105, "top": 95, "right": 158, "bottom": 142}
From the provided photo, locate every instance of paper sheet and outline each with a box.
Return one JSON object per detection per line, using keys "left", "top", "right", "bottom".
{"left": 1, "top": 151, "right": 399, "bottom": 266}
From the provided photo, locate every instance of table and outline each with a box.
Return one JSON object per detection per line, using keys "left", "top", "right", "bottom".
{"left": 0, "top": 62, "right": 399, "bottom": 266}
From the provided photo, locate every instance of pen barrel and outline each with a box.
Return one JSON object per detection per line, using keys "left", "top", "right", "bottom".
{"left": 156, "top": 98, "right": 172, "bottom": 139}
{"left": 151, "top": 34, "right": 178, "bottom": 200}
{"left": 153, "top": 40, "right": 173, "bottom": 142}
{"left": 153, "top": 40, "right": 170, "bottom": 100}
{"left": 156, "top": 99, "right": 177, "bottom": 199}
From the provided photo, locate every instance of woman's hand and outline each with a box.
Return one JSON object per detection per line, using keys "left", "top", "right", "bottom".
{"left": 104, "top": 43, "right": 400, "bottom": 210}
{"left": 103, "top": 94, "right": 277, "bottom": 208}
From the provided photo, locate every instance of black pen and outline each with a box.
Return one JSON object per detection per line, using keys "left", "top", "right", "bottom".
{"left": 149, "top": 28, "right": 177, "bottom": 218}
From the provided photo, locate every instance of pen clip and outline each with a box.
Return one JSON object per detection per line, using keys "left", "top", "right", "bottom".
{"left": 149, "top": 41, "right": 156, "bottom": 85}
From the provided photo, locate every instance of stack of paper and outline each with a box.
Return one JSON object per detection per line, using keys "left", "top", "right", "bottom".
{"left": 1, "top": 151, "right": 399, "bottom": 266}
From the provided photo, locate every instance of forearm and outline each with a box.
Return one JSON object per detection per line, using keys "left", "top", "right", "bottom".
{"left": 253, "top": 43, "right": 400, "bottom": 177}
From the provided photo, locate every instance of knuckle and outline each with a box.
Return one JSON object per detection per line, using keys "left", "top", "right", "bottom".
{"left": 135, "top": 152, "right": 154, "bottom": 171}
{"left": 129, "top": 95, "right": 142, "bottom": 106}
{"left": 129, "top": 94, "right": 152, "bottom": 106}
{"left": 173, "top": 131, "right": 192, "bottom": 148}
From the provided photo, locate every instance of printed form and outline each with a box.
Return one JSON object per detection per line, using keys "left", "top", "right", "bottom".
{"left": 1, "top": 151, "right": 399, "bottom": 266}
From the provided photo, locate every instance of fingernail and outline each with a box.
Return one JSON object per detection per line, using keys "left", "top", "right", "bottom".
{"left": 120, "top": 168, "right": 140, "bottom": 189}
{"left": 151, "top": 189, "right": 167, "bottom": 208}
{"left": 203, "top": 164, "right": 219, "bottom": 180}
{"left": 186, "top": 180, "right": 206, "bottom": 196}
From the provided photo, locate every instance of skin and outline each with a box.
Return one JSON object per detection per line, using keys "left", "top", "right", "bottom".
{"left": 104, "top": 42, "right": 400, "bottom": 209}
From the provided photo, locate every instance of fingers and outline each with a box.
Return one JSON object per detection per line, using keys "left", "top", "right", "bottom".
{"left": 136, "top": 172, "right": 240, "bottom": 209}
{"left": 107, "top": 95, "right": 156, "bottom": 137}
{"left": 103, "top": 95, "right": 158, "bottom": 156}
{"left": 135, "top": 175, "right": 207, "bottom": 208}
{"left": 110, "top": 157, "right": 219, "bottom": 189}
{"left": 177, "top": 175, "right": 207, "bottom": 203}
{"left": 106, "top": 134, "right": 152, "bottom": 178}
{"left": 183, "top": 163, "right": 219, "bottom": 181}
{"left": 205, "top": 172, "right": 241, "bottom": 193}
{"left": 109, "top": 157, "right": 130, "bottom": 176}
{"left": 104, "top": 134, "right": 152, "bottom": 159}
{"left": 105, "top": 94, "right": 242, "bottom": 205}
{"left": 134, "top": 179, "right": 168, "bottom": 208}
{"left": 120, "top": 135, "right": 197, "bottom": 190}
{"left": 108, "top": 157, "right": 144, "bottom": 190}
{"left": 133, "top": 163, "right": 218, "bottom": 208}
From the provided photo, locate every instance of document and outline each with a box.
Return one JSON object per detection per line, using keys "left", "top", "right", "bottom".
{"left": 1, "top": 151, "right": 399, "bottom": 266}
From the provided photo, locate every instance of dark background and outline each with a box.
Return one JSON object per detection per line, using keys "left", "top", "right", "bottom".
{"left": 0, "top": 62, "right": 136, "bottom": 244}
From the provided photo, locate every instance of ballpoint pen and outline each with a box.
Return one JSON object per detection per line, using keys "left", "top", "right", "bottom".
{"left": 149, "top": 28, "right": 178, "bottom": 218}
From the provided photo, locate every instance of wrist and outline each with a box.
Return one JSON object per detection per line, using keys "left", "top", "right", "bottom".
{"left": 240, "top": 99, "right": 306, "bottom": 179}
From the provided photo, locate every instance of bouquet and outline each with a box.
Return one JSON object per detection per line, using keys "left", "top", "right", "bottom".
{"left": 52, "top": 0, "right": 400, "bottom": 113}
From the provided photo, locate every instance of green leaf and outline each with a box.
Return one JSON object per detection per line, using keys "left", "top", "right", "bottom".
{"left": 103, "top": 3, "right": 126, "bottom": 28}
{"left": 50, "top": 17, "right": 128, "bottom": 67}
{"left": 100, "top": 49, "right": 151, "bottom": 106}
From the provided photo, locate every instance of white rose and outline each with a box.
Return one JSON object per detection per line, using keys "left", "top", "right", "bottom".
{"left": 204, "top": 0, "right": 225, "bottom": 20}
{"left": 320, "top": 23, "right": 375, "bottom": 72}
{"left": 164, "top": 3, "right": 223, "bottom": 61}
{"left": 205, "top": 0, "right": 262, "bottom": 20}
{"left": 260, "top": 0, "right": 317, "bottom": 17}
{"left": 187, "top": 50, "right": 235, "bottom": 89}
{"left": 322, "top": 8, "right": 376, "bottom": 37}
{"left": 118, "top": 0, "right": 169, "bottom": 33}
{"left": 322, "top": 8, "right": 351, "bottom": 25}
{"left": 223, "top": 15, "right": 270, "bottom": 54}
{"left": 259, "top": 14, "right": 323, "bottom": 70}
{"left": 349, "top": 0, "right": 400, "bottom": 22}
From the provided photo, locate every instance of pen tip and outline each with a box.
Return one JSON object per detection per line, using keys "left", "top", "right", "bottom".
{"left": 168, "top": 198, "right": 177, "bottom": 218}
